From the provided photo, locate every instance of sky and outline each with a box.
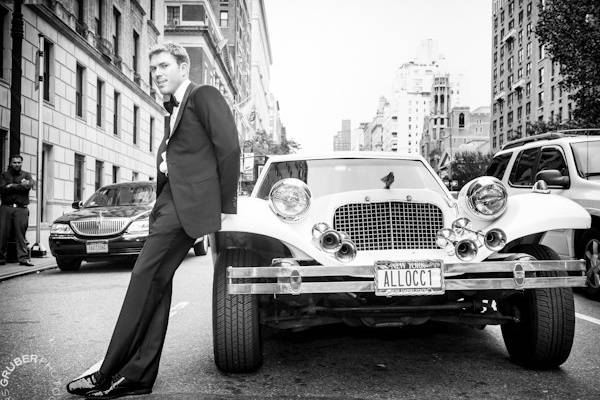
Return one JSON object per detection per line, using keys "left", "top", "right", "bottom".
{"left": 263, "top": 0, "right": 493, "bottom": 152}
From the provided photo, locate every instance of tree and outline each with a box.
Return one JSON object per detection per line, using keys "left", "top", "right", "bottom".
{"left": 450, "top": 151, "right": 493, "bottom": 190}
{"left": 536, "top": 0, "right": 600, "bottom": 126}
{"left": 248, "top": 130, "right": 301, "bottom": 156}
{"left": 525, "top": 119, "right": 581, "bottom": 136}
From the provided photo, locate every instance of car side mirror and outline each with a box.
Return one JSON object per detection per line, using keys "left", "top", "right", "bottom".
{"left": 535, "top": 169, "right": 570, "bottom": 188}
{"left": 71, "top": 201, "right": 83, "bottom": 209}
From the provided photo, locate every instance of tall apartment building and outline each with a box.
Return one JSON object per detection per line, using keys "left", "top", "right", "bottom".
{"left": 333, "top": 119, "right": 351, "bottom": 151}
{"left": 0, "top": 1, "right": 166, "bottom": 227}
{"left": 490, "top": 0, "right": 574, "bottom": 152}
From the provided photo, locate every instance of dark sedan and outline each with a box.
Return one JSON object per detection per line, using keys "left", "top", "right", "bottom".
{"left": 49, "top": 181, "right": 156, "bottom": 271}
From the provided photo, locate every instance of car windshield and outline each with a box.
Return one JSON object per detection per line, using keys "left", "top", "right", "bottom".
{"left": 84, "top": 185, "right": 155, "bottom": 207}
{"left": 570, "top": 141, "right": 600, "bottom": 178}
{"left": 256, "top": 158, "right": 446, "bottom": 199}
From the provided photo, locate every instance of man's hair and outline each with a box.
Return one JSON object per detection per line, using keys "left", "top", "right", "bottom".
{"left": 9, "top": 154, "right": 23, "bottom": 162}
{"left": 148, "top": 42, "right": 190, "bottom": 66}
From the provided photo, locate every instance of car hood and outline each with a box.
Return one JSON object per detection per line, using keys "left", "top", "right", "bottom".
{"left": 53, "top": 205, "right": 152, "bottom": 223}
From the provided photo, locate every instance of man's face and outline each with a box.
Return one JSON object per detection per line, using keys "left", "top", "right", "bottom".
{"left": 150, "top": 51, "right": 188, "bottom": 95}
{"left": 9, "top": 158, "right": 22, "bottom": 172}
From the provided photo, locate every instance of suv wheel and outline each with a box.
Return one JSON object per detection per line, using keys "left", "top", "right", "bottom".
{"left": 499, "top": 244, "right": 575, "bottom": 369}
{"left": 212, "top": 249, "right": 263, "bottom": 372}
{"left": 579, "top": 227, "right": 600, "bottom": 298}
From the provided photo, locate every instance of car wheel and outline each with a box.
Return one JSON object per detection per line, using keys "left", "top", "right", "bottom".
{"left": 193, "top": 236, "right": 209, "bottom": 256}
{"left": 578, "top": 228, "right": 600, "bottom": 298}
{"left": 212, "top": 248, "right": 262, "bottom": 373}
{"left": 499, "top": 244, "right": 575, "bottom": 369}
{"left": 56, "top": 257, "right": 82, "bottom": 271}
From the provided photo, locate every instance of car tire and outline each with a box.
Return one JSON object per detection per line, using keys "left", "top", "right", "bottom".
{"left": 56, "top": 257, "right": 82, "bottom": 271}
{"left": 577, "top": 227, "right": 600, "bottom": 298}
{"left": 193, "top": 236, "right": 209, "bottom": 256}
{"left": 212, "top": 248, "right": 263, "bottom": 373}
{"left": 499, "top": 244, "right": 575, "bottom": 369}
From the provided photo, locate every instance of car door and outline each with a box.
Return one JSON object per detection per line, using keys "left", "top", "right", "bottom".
{"left": 534, "top": 145, "right": 570, "bottom": 197}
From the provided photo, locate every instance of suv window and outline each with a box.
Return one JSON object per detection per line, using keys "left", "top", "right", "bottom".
{"left": 537, "top": 147, "right": 568, "bottom": 177}
{"left": 509, "top": 147, "right": 540, "bottom": 186}
{"left": 485, "top": 153, "right": 512, "bottom": 179}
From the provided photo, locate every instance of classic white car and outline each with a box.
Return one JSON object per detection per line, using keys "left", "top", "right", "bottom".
{"left": 210, "top": 152, "right": 590, "bottom": 373}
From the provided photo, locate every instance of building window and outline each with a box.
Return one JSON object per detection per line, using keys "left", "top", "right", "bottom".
{"left": 526, "top": 22, "right": 532, "bottom": 36}
{"left": 526, "top": 102, "right": 531, "bottom": 115}
{"left": 95, "top": 160, "right": 103, "bottom": 190}
{"left": 112, "top": 7, "right": 120, "bottom": 58}
{"left": 508, "top": 111, "right": 513, "bottom": 124}
{"left": 76, "top": 64, "right": 85, "bottom": 118}
{"left": 95, "top": 0, "right": 103, "bottom": 37}
{"left": 167, "top": 6, "right": 180, "bottom": 25}
{"left": 517, "top": 67, "right": 523, "bottom": 79}
{"left": 74, "top": 154, "right": 85, "bottom": 201}
{"left": 538, "top": 91, "right": 544, "bottom": 107}
{"left": 518, "top": 10, "right": 523, "bottom": 24}
{"left": 150, "top": 0, "right": 155, "bottom": 21}
{"left": 0, "top": 129, "right": 6, "bottom": 169}
{"left": 538, "top": 67, "right": 544, "bottom": 84}
{"left": 132, "top": 171, "right": 138, "bottom": 181}
{"left": 526, "top": 42, "right": 532, "bottom": 57}
{"left": 43, "top": 39, "right": 55, "bottom": 103}
{"left": 517, "top": 106, "right": 522, "bottom": 120}
{"left": 538, "top": 44, "right": 545, "bottom": 59}
{"left": 526, "top": 62, "right": 531, "bottom": 76}
{"left": 182, "top": 4, "right": 206, "bottom": 22}
{"left": 132, "top": 30, "right": 139, "bottom": 76}
{"left": 518, "top": 30, "right": 523, "bottom": 43}
{"left": 220, "top": 10, "right": 228, "bottom": 27}
{"left": 551, "top": 85, "right": 555, "bottom": 101}
{"left": 112, "top": 165, "right": 119, "bottom": 183}
{"left": 527, "top": 2, "right": 532, "bottom": 18}
{"left": 113, "top": 90, "right": 120, "bottom": 136}
{"left": 0, "top": 7, "right": 6, "bottom": 80}
{"left": 133, "top": 105, "right": 139, "bottom": 144}
{"left": 558, "top": 107, "right": 562, "bottom": 122}
{"left": 149, "top": 117, "right": 154, "bottom": 152}
{"left": 96, "top": 79, "right": 104, "bottom": 127}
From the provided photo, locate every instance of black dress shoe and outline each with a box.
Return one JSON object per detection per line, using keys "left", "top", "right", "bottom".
{"left": 66, "top": 371, "right": 109, "bottom": 396}
{"left": 85, "top": 375, "right": 151, "bottom": 399}
{"left": 19, "top": 260, "right": 34, "bottom": 266}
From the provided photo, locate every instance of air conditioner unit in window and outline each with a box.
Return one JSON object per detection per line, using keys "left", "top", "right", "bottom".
{"left": 172, "top": 18, "right": 180, "bottom": 26}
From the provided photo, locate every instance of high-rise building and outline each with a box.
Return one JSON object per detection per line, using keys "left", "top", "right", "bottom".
{"left": 490, "top": 0, "right": 574, "bottom": 152}
{"left": 0, "top": 0, "right": 166, "bottom": 226}
{"left": 333, "top": 119, "right": 351, "bottom": 151}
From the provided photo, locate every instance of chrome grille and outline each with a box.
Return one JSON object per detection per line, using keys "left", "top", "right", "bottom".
{"left": 70, "top": 218, "right": 130, "bottom": 236}
{"left": 333, "top": 202, "right": 444, "bottom": 250}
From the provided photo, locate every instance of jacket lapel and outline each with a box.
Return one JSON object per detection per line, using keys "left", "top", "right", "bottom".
{"left": 169, "top": 83, "right": 195, "bottom": 139}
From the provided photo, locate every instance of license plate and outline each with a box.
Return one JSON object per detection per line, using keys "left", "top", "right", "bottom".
{"left": 375, "top": 260, "right": 445, "bottom": 296}
{"left": 86, "top": 240, "right": 108, "bottom": 254}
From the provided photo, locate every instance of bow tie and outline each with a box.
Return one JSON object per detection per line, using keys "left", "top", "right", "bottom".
{"left": 163, "top": 96, "right": 180, "bottom": 114}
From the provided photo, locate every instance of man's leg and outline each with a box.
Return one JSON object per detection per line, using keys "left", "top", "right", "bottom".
{"left": 13, "top": 207, "right": 30, "bottom": 262}
{"left": 98, "top": 183, "right": 194, "bottom": 385}
{"left": 0, "top": 207, "right": 9, "bottom": 262}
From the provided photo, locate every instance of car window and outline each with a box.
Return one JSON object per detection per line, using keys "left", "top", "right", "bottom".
{"left": 537, "top": 147, "right": 568, "bottom": 177}
{"left": 84, "top": 185, "right": 156, "bottom": 207}
{"left": 509, "top": 147, "right": 540, "bottom": 186}
{"left": 256, "top": 159, "right": 446, "bottom": 199}
{"left": 485, "top": 153, "right": 512, "bottom": 179}
{"left": 571, "top": 141, "right": 600, "bottom": 178}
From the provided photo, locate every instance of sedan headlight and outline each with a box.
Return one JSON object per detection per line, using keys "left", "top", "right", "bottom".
{"left": 50, "top": 223, "right": 74, "bottom": 235}
{"left": 461, "top": 177, "right": 508, "bottom": 220}
{"left": 126, "top": 218, "right": 150, "bottom": 234}
{"left": 268, "top": 178, "right": 311, "bottom": 222}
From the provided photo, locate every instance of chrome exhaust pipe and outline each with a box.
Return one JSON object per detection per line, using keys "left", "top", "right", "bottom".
{"left": 484, "top": 228, "right": 507, "bottom": 251}
{"left": 455, "top": 239, "right": 478, "bottom": 261}
{"left": 335, "top": 237, "right": 357, "bottom": 262}
{"left": 319, "top": 229, "right": 342, "bottom": 253}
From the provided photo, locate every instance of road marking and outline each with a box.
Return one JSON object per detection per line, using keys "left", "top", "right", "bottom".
{"left": 576, "top": 312, "right": 600, "bottom": 326}
{"left": 169, "top": 301, "right": 190, "bottom": 318}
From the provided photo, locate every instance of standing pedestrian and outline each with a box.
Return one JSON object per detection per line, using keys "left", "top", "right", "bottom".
{"left": 66, "top": 41, "right": 240, "bottom": 399}
{"left": 0, "top": 154, "right": 34, "bottom": 266}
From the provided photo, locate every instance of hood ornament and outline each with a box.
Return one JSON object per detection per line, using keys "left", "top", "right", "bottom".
{"left": 381, "top": 172, "right": 394, "bottom": 189}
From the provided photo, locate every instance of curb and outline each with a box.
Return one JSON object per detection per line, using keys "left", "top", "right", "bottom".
{"left": 0, "top": 259, "right": 58, "bottom": 282}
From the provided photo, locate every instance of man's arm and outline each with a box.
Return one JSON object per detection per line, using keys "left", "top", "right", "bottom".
{"left": 0, "top": 171, "right": 7, "bottom": 195}
{"left": 10, "top": 172, "right": 34, "bottom": 192}
{"left": 193, "top": 85, "right": 241, "bottom": 214}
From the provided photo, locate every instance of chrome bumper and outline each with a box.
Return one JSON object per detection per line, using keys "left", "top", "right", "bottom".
{"left": 227, "top": 260, "right": 586, "bottom": 295}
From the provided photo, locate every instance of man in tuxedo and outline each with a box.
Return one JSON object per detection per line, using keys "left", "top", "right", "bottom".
{"left": 67, "top": 42, "right": 240, "bottom": 399}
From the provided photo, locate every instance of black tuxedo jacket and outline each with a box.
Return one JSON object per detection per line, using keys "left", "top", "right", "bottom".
{"left": 156, "top": 83, "right": 240, "bottom": 238}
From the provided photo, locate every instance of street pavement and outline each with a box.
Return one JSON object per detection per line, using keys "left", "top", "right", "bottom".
{"left": 1, "top": 253, "right": 599, "bottom": 399}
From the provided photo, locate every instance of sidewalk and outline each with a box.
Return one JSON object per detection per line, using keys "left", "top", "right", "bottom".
{"left": 0, "top": 226, "right": 55, "bottom": 282}
{"left": 0, "top": 256, "right": 57, "bottom": 281}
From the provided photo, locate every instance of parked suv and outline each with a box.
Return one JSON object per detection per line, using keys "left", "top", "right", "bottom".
{"left": 486, "top": 130, "right": 600, "bottom": 297}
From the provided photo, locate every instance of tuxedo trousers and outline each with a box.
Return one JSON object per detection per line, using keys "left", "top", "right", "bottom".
{"left": 99, "top": 182, "right": 195, "bottom": 386}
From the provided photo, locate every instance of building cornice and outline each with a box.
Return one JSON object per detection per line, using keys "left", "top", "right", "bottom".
{"left": 27, "top": 2, "right": 165, "bottom": 114}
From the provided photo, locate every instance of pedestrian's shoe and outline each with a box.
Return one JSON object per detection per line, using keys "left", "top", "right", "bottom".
{"left": 19, "top": 260, "right": 34, "bottom": 267}
{"left": 85, "top": 375, "right": 152, "bottom": 399}
{"left": 66, "top": 371, "right": 110, "bottom": 396}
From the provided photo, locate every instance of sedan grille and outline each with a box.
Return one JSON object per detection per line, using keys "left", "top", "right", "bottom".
{"left": 333, "top": 201, "right": 444, "bottom": 250}
{"left": 70, "top": 218, "right": 130, "bottom": 236}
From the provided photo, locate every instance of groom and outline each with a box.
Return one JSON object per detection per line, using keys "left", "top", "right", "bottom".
{"left": 66, "top": 42, "right": 240, "bottom": 399}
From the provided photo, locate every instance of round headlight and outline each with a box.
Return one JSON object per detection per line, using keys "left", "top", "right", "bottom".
{"left": 464, "top": 177, "right": 508, "bottom": 220}
{"left": 268, "top": 178, "right": 311, "bottom": 222}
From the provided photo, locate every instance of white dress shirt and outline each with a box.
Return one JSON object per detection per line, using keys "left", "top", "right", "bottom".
{"left": 160, "top": 79, "right": 191, "bottom": 176}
